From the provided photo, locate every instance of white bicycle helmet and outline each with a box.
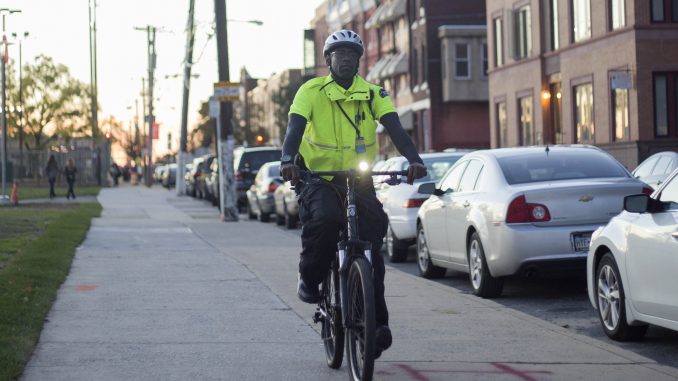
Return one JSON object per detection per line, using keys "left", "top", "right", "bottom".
{"left": 323, "top": 30, "right": 364, "bottom": 58}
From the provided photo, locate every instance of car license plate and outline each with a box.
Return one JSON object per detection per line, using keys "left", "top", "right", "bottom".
{"left": 572, "top": 232, "right": 593, "bottom": 252}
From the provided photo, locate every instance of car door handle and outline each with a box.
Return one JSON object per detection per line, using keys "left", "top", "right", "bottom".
{"left": 462, "top": 201, "right": 470, "bottom": 208}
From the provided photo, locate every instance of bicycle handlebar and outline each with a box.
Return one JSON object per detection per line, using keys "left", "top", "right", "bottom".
{"left": 299, "top": 169, "right": 408, "bottom": 177}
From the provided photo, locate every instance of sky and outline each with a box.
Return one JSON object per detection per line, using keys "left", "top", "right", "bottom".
{"left": 1, "top": 0, "right": 324, "bottom": 155}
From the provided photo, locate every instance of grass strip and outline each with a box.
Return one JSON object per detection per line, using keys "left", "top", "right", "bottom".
{"left": 0, "top": 202, "right": 102, "bottom": 381}
{"left": 12, "top": 185, "right": 101, "bottom": 200}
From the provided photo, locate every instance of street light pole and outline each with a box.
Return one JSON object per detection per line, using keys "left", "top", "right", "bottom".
{"left": 0, "top": 8, "right": 21, "bottom": 203}
{"left": 88, "top": 0, "right": 101, "bottom": 185}
{"left": 11, "top": 31, "right": 27, "bottom": 179}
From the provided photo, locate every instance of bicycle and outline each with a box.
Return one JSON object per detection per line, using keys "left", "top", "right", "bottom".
{"left": 302, "top": 168, "right": 407, "bottom": 381}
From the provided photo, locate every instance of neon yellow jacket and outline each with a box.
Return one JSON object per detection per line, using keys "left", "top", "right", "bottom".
{"left": 289, "top": 75, "right": 396, "bottom": 172}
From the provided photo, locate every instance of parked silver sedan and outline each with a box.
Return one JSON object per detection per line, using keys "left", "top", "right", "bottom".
{"left": 416, "top": 146, "right": 652, "bottom": 298}
{"left": 587, "top": 167, "right": 678, "bottom": 341}
{"left": 246, "top": 161, "right": 282, "bottom": 222}
{"left": 273, "top": 181, "right": 299, "bottom": 229}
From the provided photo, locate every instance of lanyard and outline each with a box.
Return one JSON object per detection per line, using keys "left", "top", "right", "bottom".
{"left": 335, "top": 100, "right": 363, "bottom": 137}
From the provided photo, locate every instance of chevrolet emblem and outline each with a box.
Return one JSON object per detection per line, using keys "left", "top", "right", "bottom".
{"left": 579, "top": 195, "right": 594, "bottom": 202}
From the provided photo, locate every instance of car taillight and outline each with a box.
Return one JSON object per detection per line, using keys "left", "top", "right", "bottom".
{"left": 193, "top": 170, "right": 201, "bottom": 178}
{"left": 403, "top": 198, "right": 428, "bottom": 208}
{"left": 268, "top": 182, "right": 278, "bottom": 193}
{"left": 506, "top": 195, "right": 551, "bottom": 223}
{"left": 642, "top": 186, "right": 654, "bottom": 196}
{"left": 235, "top": 171, "right": 243, "bottom": 181}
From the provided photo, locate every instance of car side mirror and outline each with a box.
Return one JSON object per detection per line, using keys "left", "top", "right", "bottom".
{"left": 417, "top": 182, "right": 446, "bottom": 196}
{"left": 624, "top": 194, "right": 649, "bottom": 213}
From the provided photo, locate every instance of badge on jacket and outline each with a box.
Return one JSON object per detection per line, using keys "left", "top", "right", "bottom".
{"left": 379, "top": 88, "right": 389, "bottom": 98}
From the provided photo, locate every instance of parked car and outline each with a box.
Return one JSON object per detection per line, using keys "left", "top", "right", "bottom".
{"left": 416, "top": 145, "right": 652, "bottom": 298}
{"left": 587, "top": 167, "right": 678, "bottom": 341}
{"left": 246, "top": 161, "right": 283, "bottom": 222}
{"left": 161, "top": 163, "right": 177, "bottom": 188}
{"left": 378, "top": 152, "right": 469, "bottom": 263}
{"left": 274, "top": 181, "right": 299, "bottom": 229}
{"left": 234, "top": 147, "right": 282, "bottom": 212}
{"left": 154, "top": 165, "right": 167, "bottom": 183}
{"left": 631, "top": 151, "right": 678, "bottom": 190}
{"left": 195, "top": 154, "right": 216, "bottom": 200}
{"left": 185, "top": 157, "right": 205, "bottom": 197}
{"left": 205, "top": 158, "right": 220, "bottom": 207}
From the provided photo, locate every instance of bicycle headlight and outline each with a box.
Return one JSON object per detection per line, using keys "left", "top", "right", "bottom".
{"left": 358, "top": 161, "right": 369, "bottom": 172}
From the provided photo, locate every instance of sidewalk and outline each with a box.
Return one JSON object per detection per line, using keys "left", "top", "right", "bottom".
{"left": 21, "top": 186, "right": 678, "bottom": 380}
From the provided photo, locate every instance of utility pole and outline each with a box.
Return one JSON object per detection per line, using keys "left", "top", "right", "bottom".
{"left": 214, "top": 0, "right": 238, "bottom": 221}
{"left": 135, "top": 25, "right": 157, "bottom": 187}
{"left": 177, "top": 0, "right": 195, "bottom": 196}
{"left": 88, "top": 0, "right": 101, "bottom": 185}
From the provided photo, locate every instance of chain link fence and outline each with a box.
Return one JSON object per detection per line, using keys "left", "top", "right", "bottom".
{"left": 7, "top": 148, "right": 99, "bottom": 187}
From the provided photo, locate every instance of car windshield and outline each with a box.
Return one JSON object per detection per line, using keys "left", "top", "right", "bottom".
{"left": 402, "top": 156, "right": 462, "bottom": 183}
{"left": 268, "top": 164, "right": 281, "bottom": 177}
{"left": 497, "top": 150, "right": 630, "bottom": 185}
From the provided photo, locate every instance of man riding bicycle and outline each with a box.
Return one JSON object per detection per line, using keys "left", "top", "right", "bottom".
{"left": 280, "top": 29, "right": 426, "bottom": 358}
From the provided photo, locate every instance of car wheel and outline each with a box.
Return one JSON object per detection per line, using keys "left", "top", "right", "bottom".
{"left": 284, "top": 203, "right": 297, "bottom": 229}
{"left": 386, "top": 224, "right": 409, "bottom": 263}
{"left": 275, "top": 211, "right": 285, "bottom": 225}
{"left": 468, "top": 232, "right": 503, "bottom": 298}
{"left": 247, "top": 200, "right": 257, "bottom": 220}
{"left": 416, "top": 224, "right": 446, "bottom": 279}
{"left": 596, "top": 253, "right": 648, "bottom": 341}
{"left": 258, "top": 201, "right": 270, "bottom": 222}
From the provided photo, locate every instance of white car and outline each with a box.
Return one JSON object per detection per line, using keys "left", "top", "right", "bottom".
{"left": 377, "top": 152, "right": 469, "bottom": 263}
{"left": 587, "top": 168, "right": 678, "bottom": 341}
{"left": 416, "top": 145, "right": 651, "bottom": 298}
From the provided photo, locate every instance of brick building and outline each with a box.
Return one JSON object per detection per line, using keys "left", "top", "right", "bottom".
{"left": 487, "top": 0, "right": 678, "bottom": 168}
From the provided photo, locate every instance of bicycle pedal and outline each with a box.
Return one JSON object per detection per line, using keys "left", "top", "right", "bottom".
{"left": 313, "top": 310, "right": 324, "bottom": 324}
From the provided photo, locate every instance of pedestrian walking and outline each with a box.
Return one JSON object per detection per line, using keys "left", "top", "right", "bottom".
{"left": 109, "top": 163, "right": 121, "bottom": 186}
{"left": 64, "top": 159, "right": 78, "bottom": 199}
{"left": 45, "top": 155, "right": 59, "bottom": 199}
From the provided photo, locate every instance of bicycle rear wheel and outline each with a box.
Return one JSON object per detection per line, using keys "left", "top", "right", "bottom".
{"left": 346, "top": 256, "right": 376, "bottom": 381}
{"left": 321, "top": 264, "right": 344, "bottom": 369}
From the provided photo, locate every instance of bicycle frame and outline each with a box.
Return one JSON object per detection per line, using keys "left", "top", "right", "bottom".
{"left": 303, "top": 169, "right": 406, "bottom": 329}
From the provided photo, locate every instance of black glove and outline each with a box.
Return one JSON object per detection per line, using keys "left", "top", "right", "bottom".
{"left": 280, "top": 163, "right": 301, "bottom": 185}
{"left": 407, "top": 162, "right": 427, "bottom": 185}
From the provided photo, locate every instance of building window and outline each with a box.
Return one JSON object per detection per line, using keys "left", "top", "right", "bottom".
{"left": 454, "top": 43, "right": 470, "bottom": 79}
{"left": 612, "top": 88, "right": 629, "bottom": 140}
{"left": 654, "top": 74, "right": 669, "bottom": 136}
{"left": 651, "top": 0, "right": 678, "bottom": 21}
{"left": 575, "top": 83, "right": 594, "bottom": 144}
{"left": 519, "top": 96, "right": 534, "bottom": 145}
{"left": 514, "top": 6, "right": 531, "bottom": 59}
{"left": 610, "top": 0, "right": 626, "bottom": 30}
{"left": 481, "top": 43, "right": 488, "bottom": 77}
{"left": 497, "top": 102, "right": 508, "bottom": 147}
{"left": 572, "top": 0, "right": 591, "bottom": 42}
{"left": 550, "top": 0, "right": 560, "bottom": 50}
{"left": 493, "top": 17, "right": 504, "bottom": 66}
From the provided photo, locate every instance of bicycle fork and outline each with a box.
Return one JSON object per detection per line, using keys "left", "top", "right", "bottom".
{"left": 338, "top": 240, "right": 372, "bottom": 329}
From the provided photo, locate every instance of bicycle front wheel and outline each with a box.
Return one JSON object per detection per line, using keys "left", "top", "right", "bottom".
{"left": 321, "top": 264, "right": 344, "bottom": 369}
{"left": 346, "top": 256, "right": 376, "bottom": 381}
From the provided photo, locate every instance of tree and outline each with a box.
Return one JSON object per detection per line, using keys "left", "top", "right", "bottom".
{"left": 189, "top": 100, "right": 215, "bottom": 152}
{"left": 271, "top": 77, "right": 303, "bottom": 145}
{"left": 5, "top": 55, "right": 92, "bottom": 150}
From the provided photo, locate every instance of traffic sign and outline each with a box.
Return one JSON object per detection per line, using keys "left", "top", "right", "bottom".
{"left": 214, "top": 81, "right": 240, "bottom": 102}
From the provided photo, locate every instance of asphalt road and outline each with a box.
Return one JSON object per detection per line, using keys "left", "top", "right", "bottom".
{"left": 384, "top": 246, "right": 678, "bottom": 370}
{"left": 276, "top": 222, "right": 678, "bottom": 371}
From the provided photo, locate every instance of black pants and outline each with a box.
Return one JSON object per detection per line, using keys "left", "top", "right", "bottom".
{"left": 48, "top": 178, "right": 56, "bottom": 198}
{"left": 66, "top": 179, "right": 75, "bottom": 199}
{"left": 297, "top": 175, "right": 389, "bottom": 326}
